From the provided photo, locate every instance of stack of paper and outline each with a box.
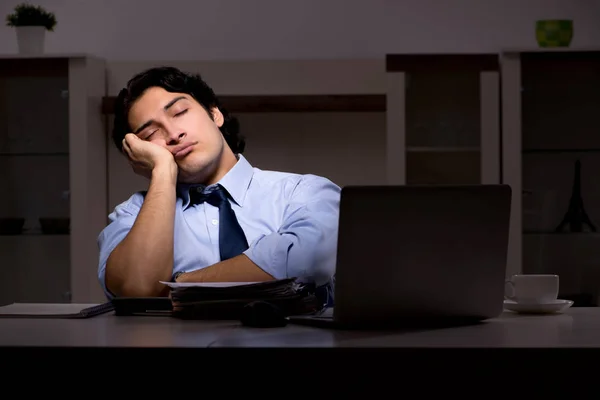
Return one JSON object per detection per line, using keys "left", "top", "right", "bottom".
{"left": 160, "top": 278, "right": 320, "bottom": 319}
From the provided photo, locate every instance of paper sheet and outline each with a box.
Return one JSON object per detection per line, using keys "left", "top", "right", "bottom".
{"left": 159, "top": 281, "right": 260, "bottom": 289}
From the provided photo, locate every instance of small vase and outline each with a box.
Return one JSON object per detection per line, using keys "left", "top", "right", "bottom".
{"left": 535, "top": 19, "right": 573, "bottom": 48}
{"left": 15, "top": 26, "right": 46, "bottom": 55}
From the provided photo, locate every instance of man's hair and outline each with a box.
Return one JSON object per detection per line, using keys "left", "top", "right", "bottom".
{"left": 112, "top": 66, "right": 245, "bottom": 154}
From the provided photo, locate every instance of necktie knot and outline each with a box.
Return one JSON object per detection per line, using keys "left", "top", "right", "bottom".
{"left": 190, "top": 184, "right": 228, "bottom": 208}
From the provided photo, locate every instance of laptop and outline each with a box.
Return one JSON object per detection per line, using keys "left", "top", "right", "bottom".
{"left": 290, "top": 184, "right": 512, "bottom": 329}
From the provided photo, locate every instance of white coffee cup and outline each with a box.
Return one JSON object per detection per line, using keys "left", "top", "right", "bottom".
{"left": 505, "top": 274, "right": 559, "bottom": 304}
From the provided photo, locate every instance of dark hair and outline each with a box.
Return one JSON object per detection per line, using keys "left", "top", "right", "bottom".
{"left": 112, "top": 66, "right": 245, "bottom": 154}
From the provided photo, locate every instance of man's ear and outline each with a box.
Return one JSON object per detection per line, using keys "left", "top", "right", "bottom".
{"left": 211, "top": 107, "right": 224, "bottom": 127}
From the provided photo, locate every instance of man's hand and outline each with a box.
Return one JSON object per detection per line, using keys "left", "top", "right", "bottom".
{"left": 106, "top": 134, "right": 179, "bottom": 297}
{"left": 122, "top": 133, "right": 176, "bottom": 179}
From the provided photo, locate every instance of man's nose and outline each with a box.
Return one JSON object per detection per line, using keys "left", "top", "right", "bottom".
{"left": 167, "top": 129, "right": 186, "bottom": 144}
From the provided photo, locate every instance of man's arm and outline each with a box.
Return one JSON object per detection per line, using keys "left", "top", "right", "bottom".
{"left": 176, "top": 254, "right": 274, "bottom": 283}
{"left": 104, "top": 163, "right": 178, "bottom": 298}
{"left": 177, "top": 175, "right": 340, "bottom": 285}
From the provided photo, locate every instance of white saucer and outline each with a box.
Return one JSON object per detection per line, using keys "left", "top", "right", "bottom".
{"left": 503, "top": 299, "right": 574, "bottom": 315}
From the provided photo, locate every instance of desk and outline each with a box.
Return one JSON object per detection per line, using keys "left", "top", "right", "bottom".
{"left": 3, "top": 307, "right": 600, "bottom": 386}
{"left": 201, "top": 308, "right": 600, "bottom": 385}
{"left": 1, "top": 307, "right": 599, "bottom": 348}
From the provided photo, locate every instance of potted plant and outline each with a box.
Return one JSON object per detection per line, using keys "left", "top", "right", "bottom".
{"left": 6, "top": 3, "right": 57, "bottom": 54}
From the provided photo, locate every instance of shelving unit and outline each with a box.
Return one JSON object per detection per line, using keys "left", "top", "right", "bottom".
{"left": 0, "top": 54, "right": 107, "bottom": 305}
{"left": 385, "top": 54, "right": 501, "bottom": 186}
{"left": 501, "top": 48, "right": 600, "bottom": 302}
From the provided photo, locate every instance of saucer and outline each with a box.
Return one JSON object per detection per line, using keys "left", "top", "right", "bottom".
{"left": 503, "top": 299, "right": 574, "bottom": 315}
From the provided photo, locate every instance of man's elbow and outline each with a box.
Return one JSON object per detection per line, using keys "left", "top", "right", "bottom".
{"left": 104, "top": 265, "right": 165, "bottom": 298}
{"left": 121, "top": 283, "right": 164, "bottom": 298}
{"left": 108, "top": 280, "right": 164, "bottom": 298}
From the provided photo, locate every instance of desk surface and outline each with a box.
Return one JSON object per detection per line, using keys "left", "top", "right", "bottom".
{"left": 1, "top": 307, "right": 599, "bottom": 348}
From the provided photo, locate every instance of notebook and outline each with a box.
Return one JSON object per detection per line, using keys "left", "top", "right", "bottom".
{"left": 0, "top": 301, "right": 114, "bottom": 318}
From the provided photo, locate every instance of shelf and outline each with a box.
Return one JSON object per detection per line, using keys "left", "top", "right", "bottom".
{"left": 0, "top": 53, "right": 91, "bottom": 60}
{"left": 520, "top": 51, "right": 600, "bottom": 62}
{"left": 0, "top": 57, "right": 69, "bottom": 78}
{"left": 523, "top": 149, "right": 600, "bottom": 154}
{"left": 386, "top": 54, "right": 499, "bottom": 72}
{"left": 502, "top": 47, "right": 600, "bottom": 55}
{"left": 102, "top": 94, "right": 386, "bottom": 114}
{"left": 523, "top": 231, "right": 600, "bottom": 236}
{"left": 0, "top": 233, "right": 70, "bottom": 236}
{"left": 407, "top": 147, "right": 479, "bottom": 153}
{"left": 406, "top": 150, "right": 480, "bottom": 184}
{"left": 0, "top": 152, "right": 69, "bottom": 156}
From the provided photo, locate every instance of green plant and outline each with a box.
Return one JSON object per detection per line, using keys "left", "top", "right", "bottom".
{"left": 6, "top": 3, "right": 57, "bottom": 31}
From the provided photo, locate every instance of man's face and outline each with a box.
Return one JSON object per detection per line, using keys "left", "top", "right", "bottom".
{"left": 127, "top": 86, "right": 226, "bottom": 183}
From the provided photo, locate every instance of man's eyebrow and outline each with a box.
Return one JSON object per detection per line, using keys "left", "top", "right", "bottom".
{"left": 164, "top": 96, "right": 187, "bottom": 110}
{"left": 134, "top": 120, "right": 153, "bottom": 135}
{"left": 133, "top": 96, "right": 188, "bottom": 134}
{"left": 134, "top": 119, "right": 154, "bottom": 135}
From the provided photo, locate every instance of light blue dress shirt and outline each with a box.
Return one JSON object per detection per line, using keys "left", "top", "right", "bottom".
{"left": 97, "top": 154, "right": 341, "bottom": 304}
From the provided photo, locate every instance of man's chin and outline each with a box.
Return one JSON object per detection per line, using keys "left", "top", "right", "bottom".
{"left": 176, "top": 170, "right": 196, "bottom": 184}
{"left": 176, "top": 164, "right": 211, "bottom": 184}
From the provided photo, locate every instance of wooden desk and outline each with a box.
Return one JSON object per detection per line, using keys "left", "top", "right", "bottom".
{"left": 1, "top": 307, "right": 599, "bottom": 348}
{"left": 0, "top": 313, "right": 235, "bottom": 348}
{"left": 3, "top": 307, "right": 600, "bottom": 384}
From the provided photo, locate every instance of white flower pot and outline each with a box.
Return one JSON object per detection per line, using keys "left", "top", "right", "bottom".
{"left": 15, "top": 26, "right": 46, "bottom": 55}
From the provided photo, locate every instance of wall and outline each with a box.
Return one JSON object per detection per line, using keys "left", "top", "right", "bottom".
{"left": 0, "top": 0, "right": 599, "bottom": 60}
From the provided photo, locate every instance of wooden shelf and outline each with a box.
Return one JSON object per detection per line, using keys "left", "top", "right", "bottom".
{"left": 386, "top": 54, "right": 499, "bottom": 72}
{"left": 0, "top": 152, "right": 69, "bottom": 156}
{"left": 520, "top": 50, "right": 600, "bottom": 61}
{"left": 407, "top": 146, "right": 479, "bottom": 153}
{"left": 102, "top": 94, "right": 386, "bottom": 114}
{"left": 523, "top": 230, "right": 600, "bottom": 235}
{"left": 0, "top": 57, "right": 69, "bottom": 77}
{"left": 0, "top": 233, "right": 70, "bottom": 236}
{"left": 523, "top": 149, "right": 600, "bottom": 154}
{"left": 502, "top": 47, "right": 600, "bottom": 55}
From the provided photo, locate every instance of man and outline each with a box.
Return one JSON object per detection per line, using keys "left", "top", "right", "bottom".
{"left": 97, "top": 66, "right": 340, "bottom": 306}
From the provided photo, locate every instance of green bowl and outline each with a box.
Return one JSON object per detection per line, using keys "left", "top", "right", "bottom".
{"left": 536, "top": 19, "right": 573, "bottom": 47}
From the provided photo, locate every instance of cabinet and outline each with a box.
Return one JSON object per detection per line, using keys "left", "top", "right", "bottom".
{"left": 501, "top": 49, "right": 600, "bottom": 301}
{"left": 0, "top": 55, "right": 107, "bottom": 305}
{"left": 385, "top": 54, "right": 501, "bottom": 186}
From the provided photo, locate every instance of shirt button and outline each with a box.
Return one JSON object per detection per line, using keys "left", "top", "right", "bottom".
{"left": 211, "top": 219, "right": 219, "bottom": 225}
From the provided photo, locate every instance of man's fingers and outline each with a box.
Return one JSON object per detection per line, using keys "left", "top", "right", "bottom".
{"left": 122, "top": 138, "right": 133, "bottom": 159}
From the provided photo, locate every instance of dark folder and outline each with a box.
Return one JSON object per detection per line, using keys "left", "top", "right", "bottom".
{"left": 0, "top": 301, "right": 114, "bottom": 319}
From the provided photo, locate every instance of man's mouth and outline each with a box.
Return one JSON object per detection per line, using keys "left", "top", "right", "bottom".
{"left": 173, "top": 142, "right": 196, "bottom": 159}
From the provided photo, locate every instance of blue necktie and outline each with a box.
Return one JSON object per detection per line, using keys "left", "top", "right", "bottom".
{"left": 191, "top": 184, "right": 249, "bottom": 261}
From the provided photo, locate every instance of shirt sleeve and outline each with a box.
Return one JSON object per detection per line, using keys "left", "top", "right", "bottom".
{"left": 96, "top": 192, "right": 145, "bottom": 299}
{"left": 243, "top": 175, "right": 341, "bottom": 286}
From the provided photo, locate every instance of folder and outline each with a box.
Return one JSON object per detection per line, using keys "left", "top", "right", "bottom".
{"left": 0, "top": 301, "right": 114, "bottom": 319}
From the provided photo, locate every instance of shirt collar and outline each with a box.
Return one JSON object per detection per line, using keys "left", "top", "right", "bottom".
{"left": 177, "top": 154, "right": 254, "bottom": 209}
